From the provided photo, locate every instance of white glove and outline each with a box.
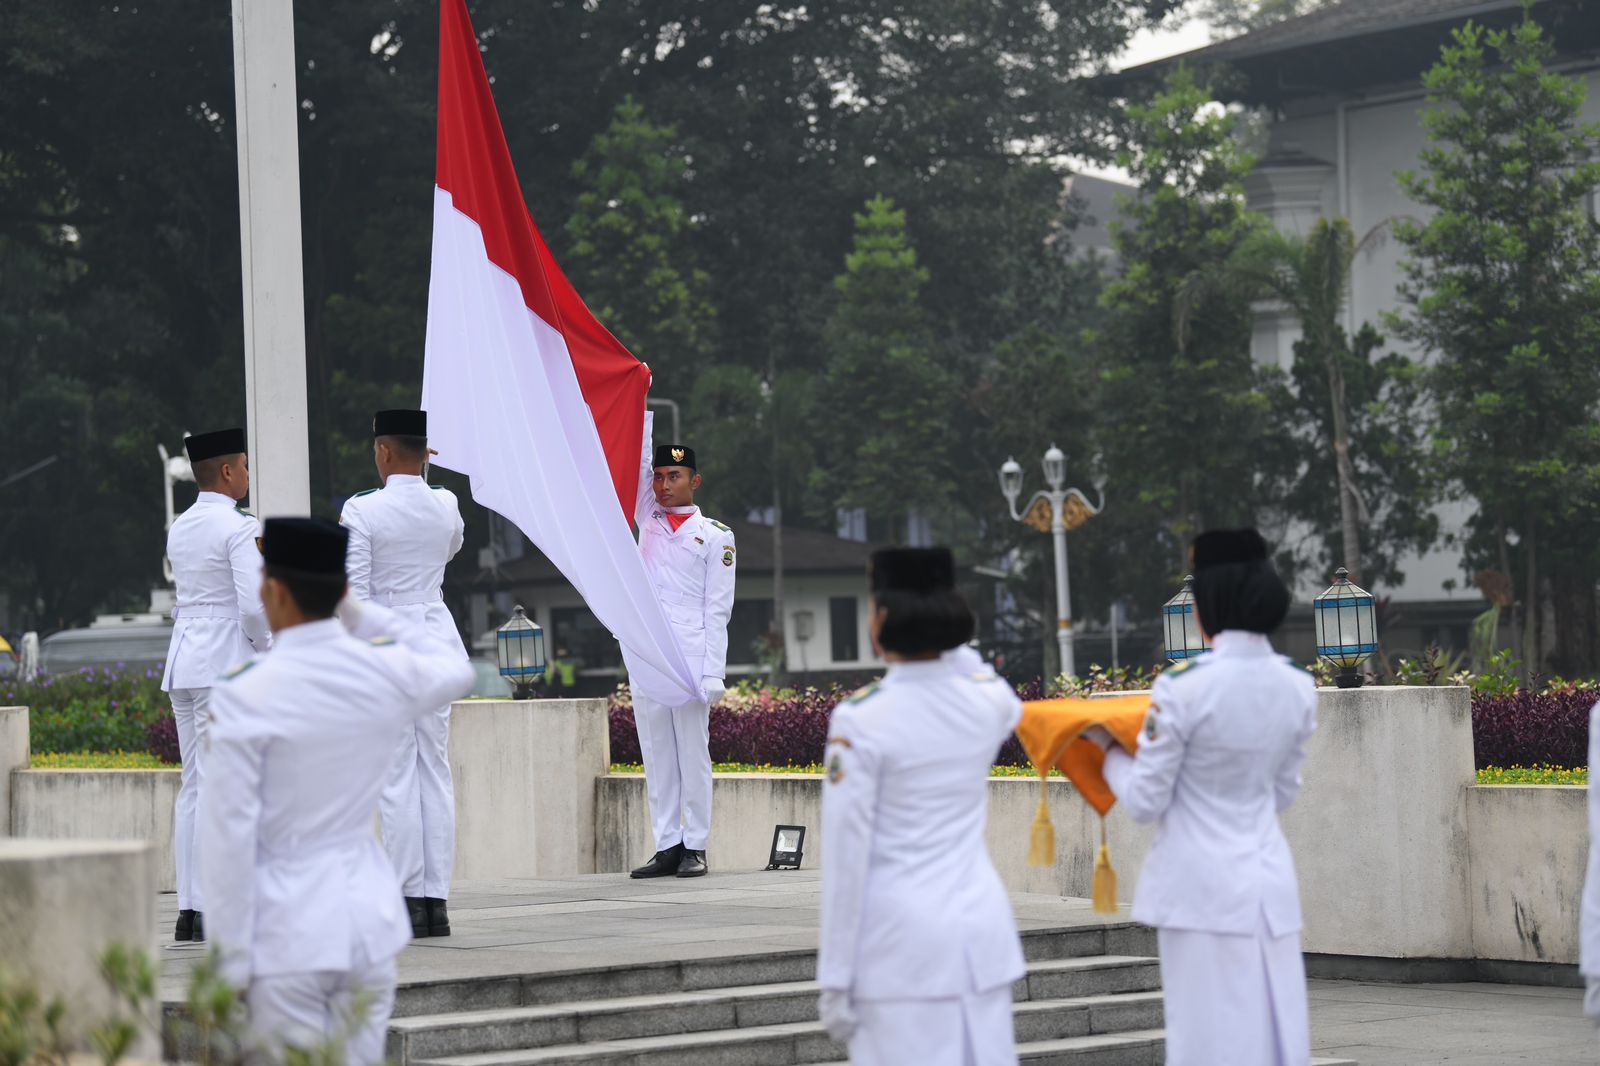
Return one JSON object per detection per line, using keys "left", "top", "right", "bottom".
{"left": 818, "top": 988, "right": 857, "bottom": 1043}
{"left": 701, "top": 676, "right": 726, "bottom": 705}
{"left": 1586, "top": 978, "right": 1600, "bottom": 1022}
{"left": 1083, "top": 725, "right": 1114, "bottom": 751}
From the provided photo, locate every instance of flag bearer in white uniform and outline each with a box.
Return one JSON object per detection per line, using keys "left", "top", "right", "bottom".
{"left": 339, "top": 409, "right": 467, "bottom": 938}
{"left": 1579, "top": 698, "right": 1600, "bottom": 1024}
{"left": 1100, "top": 528, "right": 1316, "bottom": 1066}
{"left": 628, "top": 439, "right": 736, "bottom": 880}
{"left": 818, "top": 547, "right": 1026, "bottom": 1066}
{"left": 199, "top": 517, "right": 475, "bottom": 1066}
{"left": 160, "top": 426, "right": 271, "bottom": 944}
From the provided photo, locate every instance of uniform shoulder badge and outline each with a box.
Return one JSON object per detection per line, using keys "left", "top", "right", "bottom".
{"left": 1164, "top": 657, "right": 1211, "bottom": 681}
{"left": 221, "top": 659, "right": 258, "bottom": 681}
{"left": 352, "top": 487, "right": 380, "bottom": 498}
{"left": 234, "top": 505, "right": 254, "bottom": 517}
{"left": 706, "top": 518, "right": 732, "bottom": 534}
{"left": 844, "top": 681, "right": 880, "bottom": 704}
{"left": 722, "top": 547, "right": 734, "bottom": 567}
{"left": 367, "top": 636, "right": 397, "bottom": 647}
{"left": 969, "top": 670, "right": 1000, "bottom": 683}
{"left": 429, "top": 484, "right": 448, "bottom": 491}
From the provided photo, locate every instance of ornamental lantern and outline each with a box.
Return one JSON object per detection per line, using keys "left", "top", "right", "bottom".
{"left": 1313, "top": 568, "right": 1377, "bottom": 689}
{"left": 496, "top": 604, "right": 546, "bottom": 700}
{"left": 1162, "top": 575, "right": 1206, "bottom": 663}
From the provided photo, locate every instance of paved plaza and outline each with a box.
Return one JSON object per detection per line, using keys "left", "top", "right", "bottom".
{"left": 158, "top": 871, "right": 1592, "bottom": 1063}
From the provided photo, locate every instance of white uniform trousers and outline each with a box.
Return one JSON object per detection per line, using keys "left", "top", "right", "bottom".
{"left": 169, "top": 686, "right": 211, "bottom": 911}
{"left": 246, "top": 943, "right": 397, "bottom": 1066}
{"left": 380, "top": 702, "right": 455, "bottom": 899}
{"left": 848, "top": 987, "right": 1017, "bottom": 1066}
{"left": 1157, "top": 910, "right": 1310, "bottom": 1066}
{"left": 633, "top": 693, "right": 712, "bottom": 851}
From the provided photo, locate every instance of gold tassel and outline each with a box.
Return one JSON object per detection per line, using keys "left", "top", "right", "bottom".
{"left": 1092, "top": 820, "right": 1117, "bottom": 914}
{"left": 1027, "top": 771, "right": 1055, "bottom": 866}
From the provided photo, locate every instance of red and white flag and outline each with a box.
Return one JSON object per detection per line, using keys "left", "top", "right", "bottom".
{"left": 422, "top": 0, "right": 699, "bottom": 706}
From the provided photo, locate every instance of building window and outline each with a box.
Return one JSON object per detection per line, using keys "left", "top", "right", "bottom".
{"left": 549, "top": 606, "right": 622, "bottom": 670}
{"left": 728, "top": 599, "right": 775, "bottom": 665}
{"left": 830, "top": 597, "right": 859, "bottom": 663}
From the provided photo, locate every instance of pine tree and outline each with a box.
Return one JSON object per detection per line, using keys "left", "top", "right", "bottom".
{"left": 565, "top": 95, "right": 716, "bottom": 395}
{"left": 1388, "top": 6, "right": 1600, "bottom": 674}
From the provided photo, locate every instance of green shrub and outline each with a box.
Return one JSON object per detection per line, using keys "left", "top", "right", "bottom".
{"left": 2, "top": 667, "right": 170, "bottom": 755}
{"left": 1476, "top": 765, "right": 1588, "bottom": 785}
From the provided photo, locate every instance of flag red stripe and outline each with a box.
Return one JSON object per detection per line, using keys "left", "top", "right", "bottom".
{"left": 434, "top": 0, "right": 649, "bottom": 515}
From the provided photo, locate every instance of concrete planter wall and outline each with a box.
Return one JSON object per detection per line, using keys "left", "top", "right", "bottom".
{"left": 5, "top": 687, "right": 1592, "bottom": 968}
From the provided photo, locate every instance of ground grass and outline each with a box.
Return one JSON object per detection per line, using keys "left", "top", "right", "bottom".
{"left": 29, "top": 751, "right": 173, "bottom": 769}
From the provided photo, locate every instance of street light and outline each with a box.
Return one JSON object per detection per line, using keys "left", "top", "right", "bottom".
{"left": 1313, "top": 567, "right": 1377, "bottom": 689}
{"left": 497, "top": 604, "right": 546, "bottom": 700}
{"left": 998, "top": 446, "right": 1105, "bottom": 679}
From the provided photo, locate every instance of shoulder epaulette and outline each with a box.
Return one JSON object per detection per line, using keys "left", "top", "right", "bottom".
{"left": 969, "top": 670, "right": 1001, "bottom": 683}
{"left": 367, "top": 636, "right": 397, "bottom": 647}
{"left": 352, "top": 487, "right": 380, "bottom": 498}
{"left": 221, "top": 659, "right": 258, "bottom": 680}
{"left": 234, "top": 506, "right": 254, "bottom": 517}
{"left": 844, "top": 681, "right": 880, "bottom": 704}
{"left": 1164, "top": 656, "right": 1211, "bottom": 680}
{"left": 706, "top": 518, "right": 732, "bottom": 534}
{"left": 429, "top": 484, "right": 448, "bottom": 491}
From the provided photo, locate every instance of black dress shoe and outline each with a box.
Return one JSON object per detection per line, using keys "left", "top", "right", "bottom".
{"left": 174, "top": 909, "right": 194, "bottom": 942}
{"left": 676, "top": 850, "right": 708, "bottom": 878}
{"left": 630, "top": 843, "right": 685, "bottom": 878}
{"left": 192, "top": 912, "right": 205, "bottom": 943}
{"left": 426, "top": 898, "right": 451, "bottom": 938}
{"left": 406, "top": 896, "right": 429, "bottom": 938}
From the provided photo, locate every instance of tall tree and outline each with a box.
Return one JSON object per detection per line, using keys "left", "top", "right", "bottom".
{"left": 1388, "top": 7, "right": 1600, "bottom": 675}
{"left": 1177, "top": 218, "right": 1437, "bottom": 587}
{"left": 1197, "top": 0, "right": 1328, "bottom": 38}
{"left": 813, "top": 195, "right": 953, "bottom": 543}
{"left": 564, "top": 95, "right": 716, "bottom": 398}
{"left": 1080, "top": 68, "right": 1287, "bottom": 620}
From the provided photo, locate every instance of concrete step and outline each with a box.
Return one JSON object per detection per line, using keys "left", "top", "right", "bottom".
{"left": 391, "top": 923, "right": 1159, "bottom": 1019}
{"left": 408, "top": 991, "right": 1165, "bottom": 1066}
{"left": 390, "top": 957, "right": 1162, "bottom": 1061}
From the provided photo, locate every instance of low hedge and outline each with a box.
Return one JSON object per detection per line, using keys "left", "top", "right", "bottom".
{"left": 3, "top": 666, "right": 176, "bottom": 761}
{"left": 1471, "top": 688, "right": 1593, "bottom": 770}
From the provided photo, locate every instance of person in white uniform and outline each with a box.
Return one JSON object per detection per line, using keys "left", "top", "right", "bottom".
{"left": 818, "top": 547, "right": 1026, "bottom": 1066}
{"left": 199, "top": 517, "right": 475, "bottom": 1066}
{"left": 1100, "top": 528, "right": 1316, "bottom": 1066}
{"left": 628, "top": 439, "right": 737, "bottom": 880}
{"left": 339, "top": 408, "right": 467, "bottom": 938}
{"left": 1580, "top": 699, "right": 1600, "bottom": 1025}
{"left": 160, "top": 426, "right": 272, "bottom": 943}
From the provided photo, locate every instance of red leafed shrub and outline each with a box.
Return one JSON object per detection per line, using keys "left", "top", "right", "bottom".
{"left": 145, "top": 714, "right": 182, "bottom": 765}
{"left": 1471, "top": 688, "right": 1594, "bottom": 770}
{"left": 609, "top": 685, "right": 842, "bottom": 767}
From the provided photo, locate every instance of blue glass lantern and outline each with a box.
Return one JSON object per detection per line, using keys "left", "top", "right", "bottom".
{"left": 1313, "top": 568, "right": 1376, "bottom": 688}
{"left": 497, "top": 604, "right": 546, "bottom": 700}
{"left": 1162, "top": 575, "right": 1206, "bottom": 663}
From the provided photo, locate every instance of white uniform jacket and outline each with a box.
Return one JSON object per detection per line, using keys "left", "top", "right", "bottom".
{"left": 1580, "top": 701, "right": 1600, "bottom": 977}
{"left": 339, "top": 475, "right": 467, "bottom": 656}
{"left": 1103, "top": 630, "right": 1317, "bottom": 937}
{"left": 818, "top": 660, "right": 1027, "bottom": 1000}
{"left": 162, "top": 491, "right": 271, "bottom": 691}
{"left": 633, "top": 446, "right": 736, "bottom": 684}
{"left": 197, "top": 604, "right": 476, "bottom": 985}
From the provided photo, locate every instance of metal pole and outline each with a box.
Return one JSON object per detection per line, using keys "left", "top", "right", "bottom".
{"left": 231, "top": 0, "right": 311, "bottom": 519}
{"left": 1051, "top": 493, "right": 1074, "bottom": 678}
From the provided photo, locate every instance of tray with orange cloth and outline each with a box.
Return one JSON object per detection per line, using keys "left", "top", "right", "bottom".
{"left": 1016, "top": 694, "right": 1151, "bottom": 913}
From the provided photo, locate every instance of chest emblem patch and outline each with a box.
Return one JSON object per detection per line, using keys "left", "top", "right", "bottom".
{"left": 695, "top": 536, "right": 704, "bottom": 544}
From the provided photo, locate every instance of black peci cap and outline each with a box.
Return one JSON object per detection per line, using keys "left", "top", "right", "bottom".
{"left": 373, "top": 409, "right": 427, "bottom": 438}
{"left": 870, "top": 547, "right": 957, "bottom": 594}
{"left": 1192, "top": 528, "right": 1269, "bottom": 571}
{"left": 653, "top": 444, "right": 697, "bottom": 470}
{"left": 184, "top": 428, "right": 247, "bottom": 463}
{"left": 261, "top": 517, "right": 348, "bottom": 578}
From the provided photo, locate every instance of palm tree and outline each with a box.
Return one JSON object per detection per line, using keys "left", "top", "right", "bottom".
{"left": 1176, "top": 216, "right": 1376, "bottom": 585}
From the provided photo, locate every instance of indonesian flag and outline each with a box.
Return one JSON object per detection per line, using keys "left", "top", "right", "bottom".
{"left": 422, "top": 0, "right": 699, "bottom": 707}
